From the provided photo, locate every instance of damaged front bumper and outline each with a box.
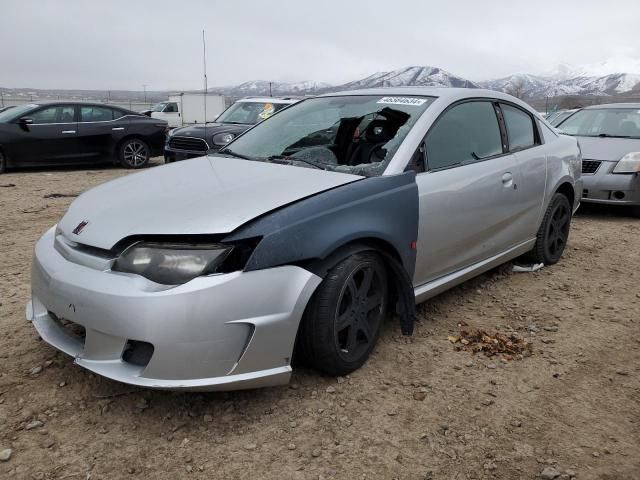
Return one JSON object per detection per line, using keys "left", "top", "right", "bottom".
{"left": 27, "top": 227, "right": 322, "bottom": 391}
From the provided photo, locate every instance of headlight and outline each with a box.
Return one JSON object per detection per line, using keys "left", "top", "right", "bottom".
{"left": 212, "top": 132, "right": 235, "bottom": 146}
{"left": 167, "top": 128, "right": 177, "bottom": 137}
{"left": 112, "top": 242, "right": 232, "bottom": 285}
{"left": 613, "top": 152, "right": 640, "bottom": 173}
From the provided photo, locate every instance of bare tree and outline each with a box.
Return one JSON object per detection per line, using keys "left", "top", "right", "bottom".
{"left": 506, "top": 77, "right": 526, "bottom": 99}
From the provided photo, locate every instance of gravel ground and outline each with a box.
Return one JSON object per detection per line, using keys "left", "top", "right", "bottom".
{"left": 0, "top": 161, "right": 639, "bottom": 480}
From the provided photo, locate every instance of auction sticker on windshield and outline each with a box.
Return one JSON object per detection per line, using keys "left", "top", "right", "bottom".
{"left": 377, "top": 97, "right": 427, "bottom": 106}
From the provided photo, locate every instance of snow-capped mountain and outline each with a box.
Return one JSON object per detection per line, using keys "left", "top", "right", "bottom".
{"left": 214, "top": 63, "right": 640, "bottom": 100}
{"left": 215, "top": 80, "right": 331, "bottom": 97}
{"left": 545, "top": 57, "right": 640, "bottom": 80}
{"left": 479, "top": 71, "right": 640, "bottom": 98}
{"left": 337, "top": 66, "right": 478, "bottom": 90}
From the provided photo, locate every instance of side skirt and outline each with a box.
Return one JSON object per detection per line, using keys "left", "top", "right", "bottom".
{"left": 413, "top": 239, "right": 536, "bottom": 304}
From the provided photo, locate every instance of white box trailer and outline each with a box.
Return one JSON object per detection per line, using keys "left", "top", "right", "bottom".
{"left": 151, "top": 93, "right": 226, "bottom": 128}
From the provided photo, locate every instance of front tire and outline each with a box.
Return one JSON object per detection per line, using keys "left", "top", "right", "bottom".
{"left": 119, "top": 139, "right": 150, "bottom": 169}
{"left": 0, "top": 150, "right": 6, "bottom": 174}
{"left": 299, "top": 252, "right": 388, "bottom": 376}
{"left": 529, "top": 193, "right": 572, "bottom": 265}
{"left": 630, "top": 205, "right": 640, "bottom": 219}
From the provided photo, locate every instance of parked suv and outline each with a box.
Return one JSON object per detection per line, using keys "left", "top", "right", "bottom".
{"left": 164, "top": 97, "right": 299, "bottom": 162}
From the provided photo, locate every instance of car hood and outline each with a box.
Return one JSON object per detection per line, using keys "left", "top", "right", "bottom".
{"left": 172, "top": 122, "right": 251, "bottom": 140}
{"left": 576, "top": 136, "right": 640, "bottom": 161}
{"left": 58, "top": 156, "right": 362, "bottom": 250}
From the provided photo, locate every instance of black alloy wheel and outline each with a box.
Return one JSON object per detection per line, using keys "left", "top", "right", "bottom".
{"left": 333, "top": 262, "right": 386, "bottom": 363}
{"left": 530, "top": 193, "right": 572, "bottom": 265}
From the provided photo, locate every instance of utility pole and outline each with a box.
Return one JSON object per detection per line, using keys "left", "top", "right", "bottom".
{"left": 545, "top": 96, "right": 548, "bottom": 115}
{"left": 143, "top": 84, "right": 147, "bottom": 104}
{"left": 269, "top": 82, "right": 272, "bottom": 97}
{"left": 0, "top": 90, "right": 4, "bottom": 107}
{"left": 203, "top": 29, "right": 208, "bottom": 132}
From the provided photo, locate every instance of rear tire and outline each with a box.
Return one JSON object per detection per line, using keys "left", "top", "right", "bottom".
{"left": 0, "top": 150, "right": 6, "bottom": 174}
{"left": 298, "top": 252, "right": 388, "bottom": 376}
{"left": 529, "top": 193, "right": 572, "bottom": 265}
{"left": 119, "top": 138, "right": 150, "bottom": 169}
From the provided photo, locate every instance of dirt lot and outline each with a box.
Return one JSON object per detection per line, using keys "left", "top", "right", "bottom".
{"left": 0, "top": 161, "right": 639, "bottom": 480}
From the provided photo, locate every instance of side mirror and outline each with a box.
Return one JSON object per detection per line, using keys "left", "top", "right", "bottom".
{"left": 19, "top": 117, "right": 34, "bottom": 125}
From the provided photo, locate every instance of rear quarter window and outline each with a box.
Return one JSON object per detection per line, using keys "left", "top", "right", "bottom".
{"left": 501, "top": 104, "right": 536, "bottom": 150}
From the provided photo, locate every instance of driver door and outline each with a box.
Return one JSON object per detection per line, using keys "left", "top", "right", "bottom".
{"left": 413, "top": 100, "right": 524, "bottom": 286}
{"left": 10, "top": 104, "right": 79, "bottom": 164}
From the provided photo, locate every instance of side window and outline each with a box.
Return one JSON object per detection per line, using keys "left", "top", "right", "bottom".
{"left": 425, "top": 101, "right": 503, "bottom": 170}
{"left": 501, "top": 104, "right": 536, "bottom": 150}
{"left": 164, "top": 103, "right": 178, "bottom": 113}
{"left": 30, "top": 105, "right": 75, "bottom": 124}
{"left": 111, "top": 108, "right": 125, "bottom": 120}
{"left": 80, "top": 106, "right": 115, "bottom": 122}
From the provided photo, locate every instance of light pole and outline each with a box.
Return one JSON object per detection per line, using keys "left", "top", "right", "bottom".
{"left": 143, "top": 84, "right": 148, "bottom": 104}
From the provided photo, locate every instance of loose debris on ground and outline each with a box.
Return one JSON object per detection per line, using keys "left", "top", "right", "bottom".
{"left": 448, "top": 329, "right": 533, "bottom": 359}
{"left": 43, "top": 192, "right": 79, "bottom": 199}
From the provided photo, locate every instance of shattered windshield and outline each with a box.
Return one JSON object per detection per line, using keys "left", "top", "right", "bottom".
{"left": 218, "top": 95, "right": 434, "bottom": 176}
{"left": 217, "top": 101, "right": 291, "bottom": 125}
{"left": 558, "top": 108, "right": 640, "bottom": 138}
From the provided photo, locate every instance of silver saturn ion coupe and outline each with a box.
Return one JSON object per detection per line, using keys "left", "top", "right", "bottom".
{"left": 555, "top": 103, "right": 640, "bottom": 216}
{"left": 27, "top": 88, "right": 582, "bottom": 391}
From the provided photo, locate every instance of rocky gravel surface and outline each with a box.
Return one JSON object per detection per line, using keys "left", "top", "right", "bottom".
{"left": 0, "top": 162, "right": 639, "bottom": 479}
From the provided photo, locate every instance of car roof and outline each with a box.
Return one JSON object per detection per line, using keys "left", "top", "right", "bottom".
{"left": 582, "top": 103, "right": 640, "bottom": 110}
{"left": 319, "top": 86, "right": 536, "bottom": 110}
{"left": 237, "top": 97, "right": 299, "bottom": 104}
{"left": 22, "top": 101, "right": 139, "bottom": 114}
{"left": 27, "top": 100, "right": 129, "bottom": 109}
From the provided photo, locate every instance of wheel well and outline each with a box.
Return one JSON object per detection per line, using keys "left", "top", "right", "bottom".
{"left": 301, "top": 237, "right": 403, "bottom": 278}
{"left": 295, "top": 236, "right": 415, "bottom": 360}
{"left": 555, "top": 182, "right": 575, "bottom": 208}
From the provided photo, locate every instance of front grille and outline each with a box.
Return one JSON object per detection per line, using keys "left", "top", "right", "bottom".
{"left": 582, "top": 160, "right": 601, "bottom": 174}
{"left": 168, "top": 136, "right": 209, "bottom": 152}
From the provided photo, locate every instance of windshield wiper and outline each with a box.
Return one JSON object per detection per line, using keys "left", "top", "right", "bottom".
{"left": 597, "top": 133, "right": 632, "bottom": 138}
{"left": 266, "top": 155, "right": 323, "bottom": 170}
{"left": 219, "top": 148, "right": 252, "bottom": 160}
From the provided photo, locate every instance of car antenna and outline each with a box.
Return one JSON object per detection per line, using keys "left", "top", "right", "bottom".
{"left": 202, "top": 28, "right": 208, "bottom": 153}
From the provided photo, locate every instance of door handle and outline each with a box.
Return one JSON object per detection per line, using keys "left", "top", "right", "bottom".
{"left": 112, "top": 127, "right": 125, "bottom": 131}
{"left": 61, "top": 130, "right": 76, "bottom": 134}
{"left": 502, "top": 172, "right": 515, "bottom": 189}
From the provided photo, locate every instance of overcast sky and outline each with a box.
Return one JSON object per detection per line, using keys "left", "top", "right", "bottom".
{"left": 2, "top": 0, "right": 640, "bottom": 91}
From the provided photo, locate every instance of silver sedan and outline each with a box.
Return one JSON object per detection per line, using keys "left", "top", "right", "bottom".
{"left": 27, "top": 87, "right": 582, "bottom": 390}
{"left": 556, "top": 103, "right": 640, "bottom": 217}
